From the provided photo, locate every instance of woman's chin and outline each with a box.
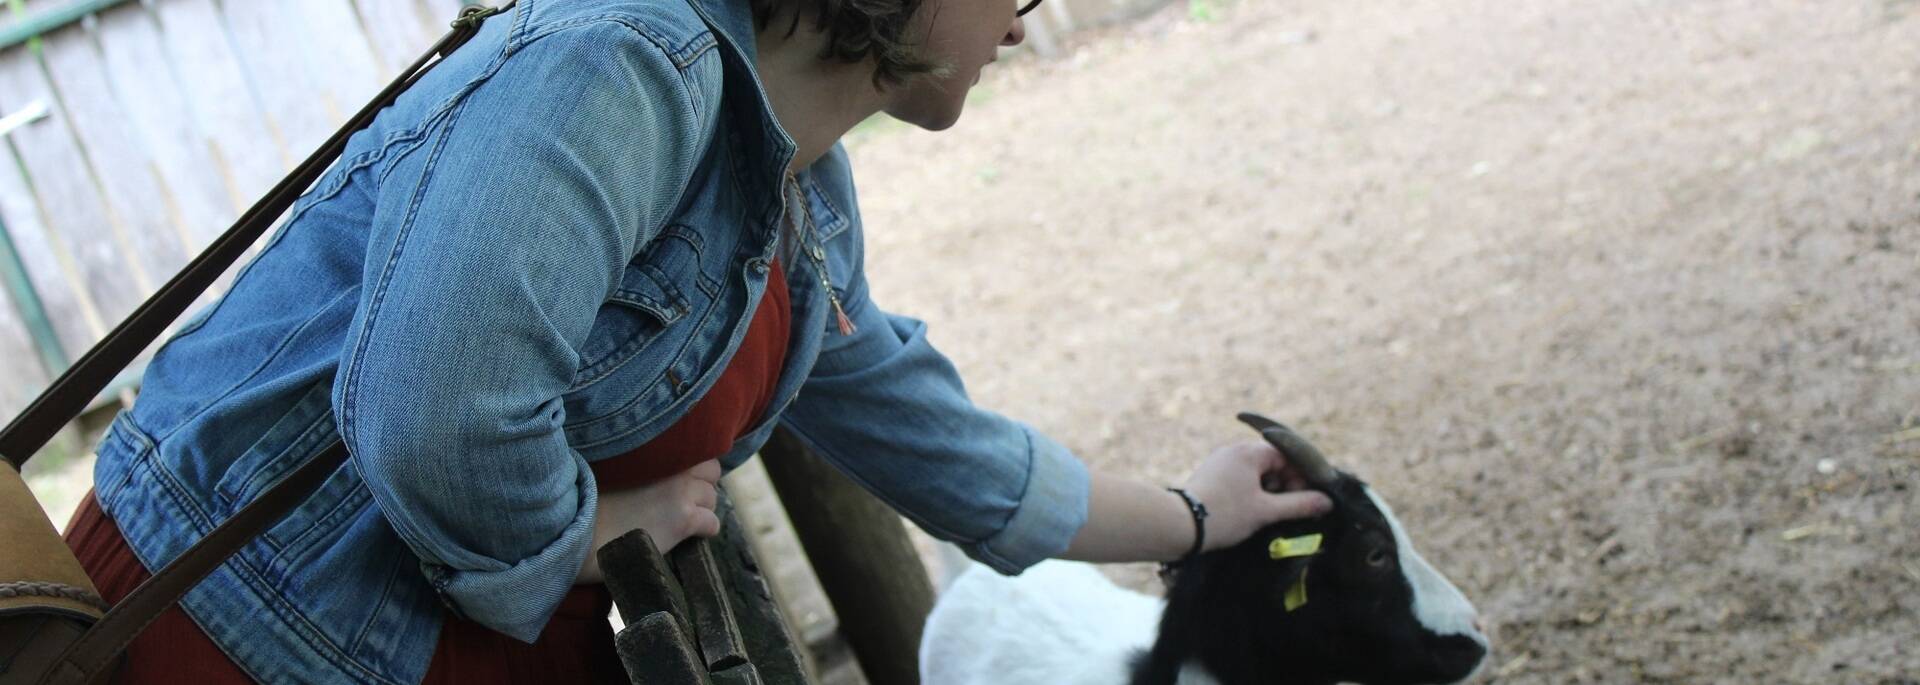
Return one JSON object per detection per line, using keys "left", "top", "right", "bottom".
{"left": 888, "top": 100, "right": 966, "bottom": 132}
{"left": 883, "top": 76, "right": 975, "bottom": 132}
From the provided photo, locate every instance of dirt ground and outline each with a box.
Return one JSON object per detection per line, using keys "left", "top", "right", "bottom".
{"left": 833, "top": 0, "right": 1920, "bottom": 681}
{"left": 25, "top": 0, "right": 1919, "bottom": 682}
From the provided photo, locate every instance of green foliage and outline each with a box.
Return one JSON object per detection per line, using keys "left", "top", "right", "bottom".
{"left": 1188, "top": 0, "right": 1218, "bottom": 23}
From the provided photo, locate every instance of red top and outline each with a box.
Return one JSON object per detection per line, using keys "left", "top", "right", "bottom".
{"left": 65, "top": 260, "right": 793, "bottom": 684}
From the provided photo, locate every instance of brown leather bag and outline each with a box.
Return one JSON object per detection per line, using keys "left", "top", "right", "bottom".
{"left": 0, "top": 5, "right": 514, "bottom": 683}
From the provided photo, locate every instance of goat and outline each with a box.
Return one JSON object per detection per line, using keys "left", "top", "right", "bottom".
{"left": 920, "top": 413, "right": 1490, "bottom": 685}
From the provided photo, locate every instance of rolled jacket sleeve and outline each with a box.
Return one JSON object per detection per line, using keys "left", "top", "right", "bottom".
{"left": 779, "top": 285, "right": 1090, "bottom": 574}
{"left": 332, "top": 23, "right": 706, "bottom": 641}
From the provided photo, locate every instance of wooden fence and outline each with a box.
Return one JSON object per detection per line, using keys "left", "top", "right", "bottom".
{"left": 0, "top": 0, "right": 472, "bottom": 421}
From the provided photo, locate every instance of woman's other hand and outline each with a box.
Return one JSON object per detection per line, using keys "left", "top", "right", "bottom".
{"left": 574, "top": 459, "right": 724, "bottom": 584}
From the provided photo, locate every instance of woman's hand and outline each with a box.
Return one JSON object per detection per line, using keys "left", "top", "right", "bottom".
{"left": 1180, "top": 441, "right": 1332, "bottom": 553}
{"left": 575, "top": 459, "right": 724, "bottom": 584}
{"left": 1063, "top": 442, "right": 1332, "bottom": 563}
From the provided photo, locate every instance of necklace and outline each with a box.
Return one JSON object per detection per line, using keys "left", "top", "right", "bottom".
{"left": 784, "top": 172, "right": 856, "bottom": 335}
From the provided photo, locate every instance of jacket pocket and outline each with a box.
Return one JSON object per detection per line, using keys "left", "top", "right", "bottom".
{"left": 572, "top": 227, "right": 701, "bottom": 387}
{"left": 213, "top": 383, "right": 338, "bottom": 521}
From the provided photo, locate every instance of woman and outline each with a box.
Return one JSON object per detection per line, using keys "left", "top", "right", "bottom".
{"left": 65, "top": 0, "right": 1333, "bottom": 682}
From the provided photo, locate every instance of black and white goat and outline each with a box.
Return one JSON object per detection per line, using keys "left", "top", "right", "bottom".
{"left": 920, "top": 414, "right": 1490, "bottom": 685}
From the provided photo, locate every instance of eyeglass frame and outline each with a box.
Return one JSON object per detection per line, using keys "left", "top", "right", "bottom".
{"left": 1017, "top": 0, "right": 1043, "bottom": 18}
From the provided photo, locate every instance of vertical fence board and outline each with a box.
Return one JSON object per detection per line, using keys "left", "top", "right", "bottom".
{"left": 0, "top": 143, "right": 94, "bottom": 361}
{"left": 291, "top": 0, "right": 383, "bottom": 128}
{"left": 39, "top": 23, "right": 187, "bottom": 288}
{"left": 150, "top": 0, "right": 284, "bottom": 208}
{"left": 218, "top": 0, "right": 335, "bottom": 167}
{"left": 422, "top": 0, "right": 469, "bottom": 22}
{"left": 349, "top": 0, "right": 439, "bottom": 79}
{"left": 0, "top": 47, "right": 143, "bottom": 332}
{"left": 0, "top": 282, "right": 52, "bottom": 417}
{"left": 94, "top": 2, "right": 236, "bottom": 247}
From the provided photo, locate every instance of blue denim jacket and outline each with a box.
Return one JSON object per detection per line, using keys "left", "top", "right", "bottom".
{"left": 89, "top": 0, "right": 1089, "bottom": 681}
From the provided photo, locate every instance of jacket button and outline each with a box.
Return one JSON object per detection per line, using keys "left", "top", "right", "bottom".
{"left": 752, "top": 260, "right": 770, "bottom": 274}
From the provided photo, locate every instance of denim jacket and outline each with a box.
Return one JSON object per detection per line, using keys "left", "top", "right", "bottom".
{"left": 89, "top": 0, "right": 1089, "bottom": 682}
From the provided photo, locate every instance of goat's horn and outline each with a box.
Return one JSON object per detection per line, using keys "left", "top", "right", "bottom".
{"left": 1262, "top": 428, "right": 1340, "bottom": 487}
{"left": 1238, "top": 413, "right": 1340, "bottom": 487}
{"left": 1235, "top": 412, "right": 1292, "bottom": 434}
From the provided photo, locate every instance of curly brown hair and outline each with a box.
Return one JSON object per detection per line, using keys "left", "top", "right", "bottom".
{"left": 749, "top": 0, "right": 944, "bottom": 86}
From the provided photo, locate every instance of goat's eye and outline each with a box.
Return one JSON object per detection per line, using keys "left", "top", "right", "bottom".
{"left": 1366, "top": 547, "right": 1391, "bottom": 567}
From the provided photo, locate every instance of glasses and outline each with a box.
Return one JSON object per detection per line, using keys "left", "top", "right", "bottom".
{"left": 1016, "top": 0, "right": 1042, "bottom": 17}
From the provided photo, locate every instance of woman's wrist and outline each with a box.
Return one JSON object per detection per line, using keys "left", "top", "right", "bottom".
{"left": 1059, "top": 471, "right": 1218, "bottom": 563}
{"left": 1164, "top": 487, "right": 1208, "bottom": 562}
{"left": 1157, "top": 487, "right": 1208, "bottom": 583}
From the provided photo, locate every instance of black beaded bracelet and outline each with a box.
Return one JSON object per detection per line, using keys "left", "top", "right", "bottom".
{"left": 1158, "top": 487, "right": 1208, "bottom": 584}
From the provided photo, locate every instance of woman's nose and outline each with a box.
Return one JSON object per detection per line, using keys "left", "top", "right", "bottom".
{"left": 1002, "top": 17, "right": 1026, "bottom": 47}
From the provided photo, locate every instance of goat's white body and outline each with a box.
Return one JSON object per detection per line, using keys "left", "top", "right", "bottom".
{"left": 920, "top": 559, "right": 1217, "bottom": 685}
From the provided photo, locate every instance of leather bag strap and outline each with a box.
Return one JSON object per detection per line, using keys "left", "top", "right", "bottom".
{"left": 1, "top": 4, "right": 518, "bottom": 683}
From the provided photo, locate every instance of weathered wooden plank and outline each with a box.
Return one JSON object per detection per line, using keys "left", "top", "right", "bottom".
{"left": 614, "top": 611, "right": 713, "bottom": 685}
{"left": 39, "top": 22, "right": 188, "bottom": 286}
{"left": 670, "top": 539, "right": 750, "bottom": 671}
{"left": 290, "top": 0, "right": 384, "bottom": 127}
{"left": 761, "top": 427, "right": 935, "bottom": 685}
{"left": 421, "top": 0, "right": 470, "bottom": 23}
{"left": 348, "top": 0, "right": 439, "bottom": 79}
{"left": 149, "top": 0, "right": 282, "bottom": 212}
{"left": 711, "top": 490, "right": 813, "bottom": 685}
{"left": 600, "top": 528, "right": 694, "bottom": 627}
{"left": 218, "top": 0, "right": 333, "bottom": 169}
{"left": 0, "top": 45, "right": 144, "bottom": 331}
{"left": 710, "top": 663, "right": 764, "bottom": 685}
{"left": 92, "top": 1, "right": 236, "bottom": 247}
{"left": 0, "top": 136, "right": 96, "bottom": 360}
{"left": 0, "top": 283, "right": 53, "bottom": 417}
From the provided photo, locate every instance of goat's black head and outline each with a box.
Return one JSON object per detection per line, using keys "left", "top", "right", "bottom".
{"left": 1130, "top": 414, "right": 1490, "bottom": 685}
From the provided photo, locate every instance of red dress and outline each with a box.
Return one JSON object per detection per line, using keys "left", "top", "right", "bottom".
{"left": 64, "top": 260, "right": 792, "bottom": 684}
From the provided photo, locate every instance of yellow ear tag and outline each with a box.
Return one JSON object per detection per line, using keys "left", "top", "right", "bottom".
{"left": 1268, "top": 533, "right": 1323, "bottom": 560}
{"left": 1284, "top": 566, "right": 1310, "bottom": 611}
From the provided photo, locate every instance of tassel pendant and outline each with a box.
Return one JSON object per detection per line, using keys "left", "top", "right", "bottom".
{"left": 831, "top": 292, "right": 856, "bottom": 335}
{"left": 819, "top": 259, "right": 855, "bottom": 335}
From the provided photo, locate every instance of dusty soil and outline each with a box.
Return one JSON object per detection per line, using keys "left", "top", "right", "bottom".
{"left": 27, "top": 0, "right": 1920, "bottom": 682}
{"left": 837, "top": 0, "right": 1920, "bottom": 681}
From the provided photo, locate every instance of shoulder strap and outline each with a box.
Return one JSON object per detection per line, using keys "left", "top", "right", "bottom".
{"left": 11, "top": 6, "right": 516, "bottom": 684}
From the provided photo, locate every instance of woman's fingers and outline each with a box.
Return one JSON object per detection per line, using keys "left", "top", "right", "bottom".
{"left": 1266, "top": 490, "right": 1333, "bottom": 522}
{"left": 688, "top": 459, "right": 723, "bottom": 484}
{"left": 1228, "top": 441, "right": 1320, "bottom": 494}
{"left": 1238, "top": 440, "right": 1319, "bottom": 493}
{"left": 688, "top": 478, "right": 719, "bottom": 510}
{"left": 687, "top": 506, "right": 722, "bottom": 538}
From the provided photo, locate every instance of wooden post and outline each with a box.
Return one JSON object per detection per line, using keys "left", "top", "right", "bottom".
{"left": 616, "top": 612, "right": 714, "bottom": 685}
{"left": 599, "top": 494, "right": 815, "bottom": 685}
{"left": 758, "top": 428, "right": 934, "bottom": 685}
